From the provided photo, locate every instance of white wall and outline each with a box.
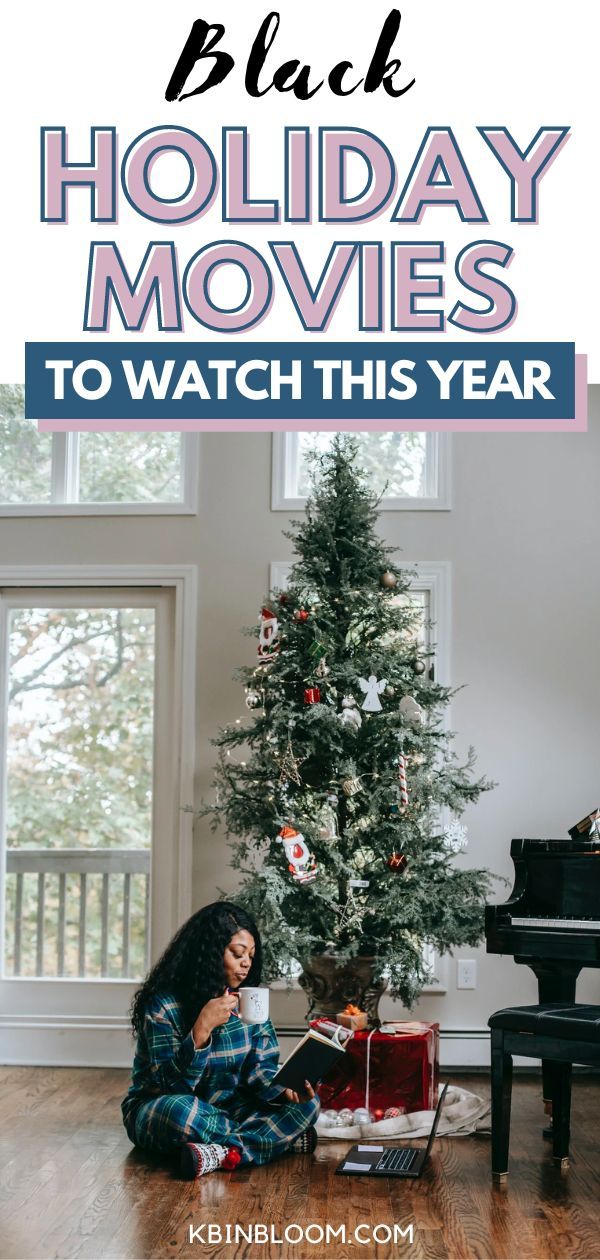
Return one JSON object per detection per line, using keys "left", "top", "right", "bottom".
{"left": 2, "top": 394, "right": 599, "bottom": 1062}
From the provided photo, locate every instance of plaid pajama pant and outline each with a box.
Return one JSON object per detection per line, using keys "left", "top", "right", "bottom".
{"left": 121, "top": 992, "right": 320, "bottom": 1166}
{"left": 125, "top": 1089, "right": 319, "bottom": 1165}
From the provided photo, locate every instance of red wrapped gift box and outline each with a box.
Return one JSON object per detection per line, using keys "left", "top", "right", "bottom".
{"left": 313, "top": 1020, "right": 439, "bottom": 1118}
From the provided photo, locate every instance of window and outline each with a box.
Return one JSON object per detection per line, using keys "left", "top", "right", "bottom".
{"left": 272, "top": 432, "right": 451, "bottom": 511}
{"left": 269, "top": 561, "right": 450, "bottom": 687}
{"left": 0, "top": 385, "right": 198, "bottom": 515}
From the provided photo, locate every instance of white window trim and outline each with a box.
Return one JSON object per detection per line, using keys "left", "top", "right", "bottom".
{"left": 271, "top": 433, "right": 452, "bottom": 512}
{"left": 269, "top": 559, "right": 452, "bottom": 995}
{"left": 0, "top": 433, "right": 199, "bottom": 516}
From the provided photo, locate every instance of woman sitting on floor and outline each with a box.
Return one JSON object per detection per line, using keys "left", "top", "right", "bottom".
{"left": 121, "top": 900, "right": 319, "bottom": 1178}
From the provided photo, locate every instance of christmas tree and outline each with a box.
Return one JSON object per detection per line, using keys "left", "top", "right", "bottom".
{"left": 208, "top": 435, "right": 493, "bottom": 1007}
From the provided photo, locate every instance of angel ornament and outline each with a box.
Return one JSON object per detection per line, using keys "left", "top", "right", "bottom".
{"left": 340, "top": 695, "right": 362, "bottom": 729}
{"left": 358, "top": 674, "right": 387, "bottom": 712}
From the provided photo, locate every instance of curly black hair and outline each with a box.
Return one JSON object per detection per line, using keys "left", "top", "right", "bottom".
{"left": 129, "top": 901, "right": 262, "bottom": 1037}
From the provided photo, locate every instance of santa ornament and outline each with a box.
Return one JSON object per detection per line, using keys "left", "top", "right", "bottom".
{"left": 258, "top": 607, "right": 279, "bottom": 661}
{"left": 277, "top": 825, "right": 318, "bottom": 884}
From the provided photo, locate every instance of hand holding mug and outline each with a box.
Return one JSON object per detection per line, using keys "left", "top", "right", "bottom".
{"left": 192, "top": 991, "right": 238, "bottom": 1048}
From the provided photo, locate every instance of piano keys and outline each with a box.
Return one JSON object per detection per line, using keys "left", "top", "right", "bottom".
{"left": 486, "top": 836, "right": 600, "bottom": 975}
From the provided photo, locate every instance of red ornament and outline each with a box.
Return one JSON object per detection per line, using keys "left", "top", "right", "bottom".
{"left": 387, "top": 852, "right": 408, "bottom": 874}
{"left": 304, "top": 687, "right": 321, "bottom": 704}
{"left": 278, "top": 592, "right": 289, "bottom": 605}
{"left": 294, "top": 609, "right": 309, "bottom": 622}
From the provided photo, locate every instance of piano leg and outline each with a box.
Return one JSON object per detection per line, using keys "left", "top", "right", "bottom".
{"left": 530, "top": 961, "right": 581, "bottom": 1132}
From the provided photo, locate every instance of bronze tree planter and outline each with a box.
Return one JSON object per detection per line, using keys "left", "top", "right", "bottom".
{"left": 299, "top": 954, "right": 387, "bottom": 1027}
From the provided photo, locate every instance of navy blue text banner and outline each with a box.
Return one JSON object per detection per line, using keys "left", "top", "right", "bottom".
{"left": 25, "top": 341, "right": 581, "bottom": 431}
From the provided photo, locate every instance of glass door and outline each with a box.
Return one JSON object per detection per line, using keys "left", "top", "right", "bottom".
{"left": 0, "top": 587, "right": 178, "bottom": 1059}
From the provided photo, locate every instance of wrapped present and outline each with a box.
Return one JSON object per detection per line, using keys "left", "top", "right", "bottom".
{"left": 313, "top": 1019, "right": 439, "bottom": 1118}
{"left": 336, "top": 1003, "right": 369, "bottom": 1031}
{"left": 568, "top": 808, "right": 600, "bottom": 841}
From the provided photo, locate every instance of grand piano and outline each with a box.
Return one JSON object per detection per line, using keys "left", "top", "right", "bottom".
{"left": 486, "top": 828, "right": 600, "bottom": 1112}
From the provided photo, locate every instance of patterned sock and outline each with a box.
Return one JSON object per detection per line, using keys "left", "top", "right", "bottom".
{"left": 287, "top": 1126, "right": 318, "bottom": 1155}
{"left": 180, "top": 1142, "right": 241, "bottom": 1179}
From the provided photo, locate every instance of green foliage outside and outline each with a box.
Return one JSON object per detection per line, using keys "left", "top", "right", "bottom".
{"left": 297, "top": 431, "right": 429, "bottom": 498}
{"left": 0, "top": 385, "right": 53, "bottom": 502}
{"left": 0, "top": 383, "right": 182, "bottom": 504}
{"left": 4, "top": 608, "right": 155, "bottom": 979}
{"left": 206, "top": 436, "right": 494, "bottom": 1007}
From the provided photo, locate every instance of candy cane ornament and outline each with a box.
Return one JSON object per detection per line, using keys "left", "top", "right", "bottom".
{"left": 398, "top": 754, "right": 409, "bottom": 808}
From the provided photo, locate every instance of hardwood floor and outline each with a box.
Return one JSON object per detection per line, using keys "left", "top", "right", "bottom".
{"left": 1, "top": 1068, "right": 599, "bottom": 1260}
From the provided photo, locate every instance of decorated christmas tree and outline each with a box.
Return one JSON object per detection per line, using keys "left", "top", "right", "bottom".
{"left": 207, "top": 435, "right": 493, "bottom": 1008}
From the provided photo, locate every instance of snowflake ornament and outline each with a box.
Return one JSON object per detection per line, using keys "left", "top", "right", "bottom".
{"left": 444, "top": 820, "right": 468, "bottom": 854}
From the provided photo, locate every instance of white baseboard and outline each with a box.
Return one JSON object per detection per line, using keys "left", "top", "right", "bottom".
{"left": 0, "top": 1013, "right": 135, "bottom": 1068}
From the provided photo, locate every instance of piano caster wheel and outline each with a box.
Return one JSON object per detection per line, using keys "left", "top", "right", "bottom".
{"left": 553, "top": 1156, "right": 569, "bottom": 1171}
{"left": 492, "top": 1171, "right": 508, "bottom": 1184}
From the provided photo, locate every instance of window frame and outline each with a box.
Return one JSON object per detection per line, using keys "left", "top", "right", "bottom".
{"left": 271, "top": 432, "right": 452, "bottom": 512}
{"left": 0, "top": 431, "right": 199, "bottom": 516}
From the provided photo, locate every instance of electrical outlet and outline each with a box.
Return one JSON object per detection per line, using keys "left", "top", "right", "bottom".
{"left": 457, "top": 959, "right": 477, "bottom": 989}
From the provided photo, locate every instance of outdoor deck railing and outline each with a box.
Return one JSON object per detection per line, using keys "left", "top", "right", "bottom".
{"left": 5, "top": 848, "right": 150, "bottom": 978}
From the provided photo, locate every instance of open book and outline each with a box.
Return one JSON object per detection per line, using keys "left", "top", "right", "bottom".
{"left": 271, "top": 1023, "right": 349, "bottom": 1093}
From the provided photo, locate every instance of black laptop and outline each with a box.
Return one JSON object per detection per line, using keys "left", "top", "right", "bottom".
{"left": 335, "top": 1082, "right": 449, "bottom": 1178}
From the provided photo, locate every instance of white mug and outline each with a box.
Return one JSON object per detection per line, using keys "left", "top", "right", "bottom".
{"left": 238, "top": 986, "right": 270, "bottom": 1024}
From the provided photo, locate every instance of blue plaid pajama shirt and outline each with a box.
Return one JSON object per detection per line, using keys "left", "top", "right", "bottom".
{"left": 121, "top": 992, "right": 319, "bottom": 1165}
